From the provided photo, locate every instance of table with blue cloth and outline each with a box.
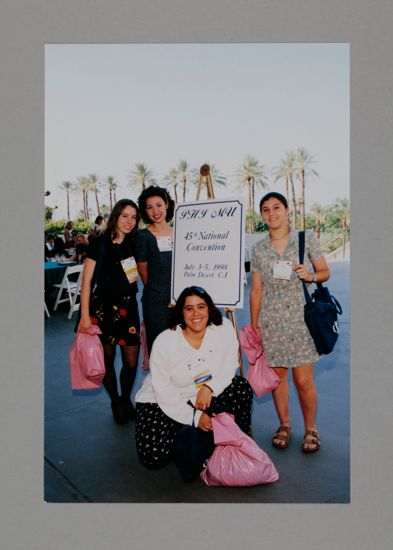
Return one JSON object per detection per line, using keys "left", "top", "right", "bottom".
{"left": 44, "top": 262, "right": 69, "bottom": 287}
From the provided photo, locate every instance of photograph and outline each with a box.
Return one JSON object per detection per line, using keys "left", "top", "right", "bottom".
{"left": 44, "top": 43, "right": 350, "bottom": 503}
{"left": 2, "top": 0, "right": 393, "bottom": 549}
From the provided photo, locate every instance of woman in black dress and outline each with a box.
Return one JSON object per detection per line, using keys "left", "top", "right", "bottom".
{"left": 78, "top": 199, "right": 141, "bottom": 424}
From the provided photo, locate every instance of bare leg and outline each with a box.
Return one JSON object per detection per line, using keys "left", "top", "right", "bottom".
{"left": 292, "top": 363, "right": 319, "bottom": 451}
{"left": 271, "top": 367, "right": 291, "bottom": 448}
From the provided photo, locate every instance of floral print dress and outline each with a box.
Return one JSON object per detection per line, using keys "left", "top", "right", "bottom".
{"left": 87, "top": 235, "right": 140, "bottom": 346}
{"left": 250, "top": 230, "right": 322, "bottom": 368}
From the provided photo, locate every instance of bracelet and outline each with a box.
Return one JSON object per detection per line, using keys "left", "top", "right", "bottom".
{"left": 312, "top": 273, "right": 317, "bottom": 283}
{"left": 202, "top": 383, "right": 213, "bottom": 393}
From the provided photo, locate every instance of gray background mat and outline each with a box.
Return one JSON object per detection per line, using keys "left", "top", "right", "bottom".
{"left": 1, "top": 0, "right": 392, "bottom": 549}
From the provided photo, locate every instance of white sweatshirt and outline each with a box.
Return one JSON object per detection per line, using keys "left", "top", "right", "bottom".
{"left": 135, "top": 318, "right": 239, "bottom": 426}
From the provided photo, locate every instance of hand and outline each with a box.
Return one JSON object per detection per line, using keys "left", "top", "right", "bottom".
{"left": 78, "top": 315, "right": 92, "bottom": 332}
{"left": 293, "top": 263, "right": 313, "bottom": 282}
{"left": 195, "top": 385, "right": 212, "bottom": 411}
{"left": 198, "top": 412, "right": 213, "bottom": 432}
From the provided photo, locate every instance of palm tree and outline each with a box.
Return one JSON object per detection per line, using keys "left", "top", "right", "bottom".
{"left": 273, "top": 156, "right": 292, "bottom": 204}
{"left": 294, "top": 148, "right": 318, "bottom": 230}
{"left": 310, "top": 203, "right": 326, "bottom": 239}
{"left": 129, "top": 163, "right": 155, "bottom": 194}
{"left": 106, "top": 176, "right": 118, "bottom": 210}
{"left": 274, "top": 152, "right": 297, "bottom": 228}
{"left": 76, "top": 176, "right": 91, "bottom": 220}
{"left": 332, "top": 197, "right": 350, "bottom": 256}
{"left": 58, "top": 180, "right": 73, "bottom": 220}
{"left": 234, "top": 155, "right": 268, "bottom": 231}
{"left": 89, "top": 173, "right": 101, "bottom": 216}
{"left": 164, "top": 168, "right": 179, "bottom": 202}
{"left": 177, "top": 160, "right": 191, "bottom": 202}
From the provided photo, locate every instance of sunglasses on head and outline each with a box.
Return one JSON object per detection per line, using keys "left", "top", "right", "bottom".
{"left": 191, "top": 286, "right": 206, "bottom": 294}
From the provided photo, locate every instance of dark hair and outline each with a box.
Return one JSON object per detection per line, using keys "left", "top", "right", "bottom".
{"left": 138, "top": 185, "right": 175, "bottom": 224}
{"left": 65, "top": 221, "right": 74, "bottom": 230}
{"left": 46, "top": 233, "right": 55, "bottom": 241}
{"left": 94, "top": 216, "right": 104, "bottom": 224}
{"left": 105, "top": 199, "right": 140, "bottom": 240}
{"left": 259, "top": 192, "right": 288, "bottom": 212}
{"left": 168, "top": 286, "right": 222, "bottom": 329}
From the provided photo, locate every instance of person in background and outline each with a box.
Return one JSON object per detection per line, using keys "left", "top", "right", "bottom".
{"left": 135, "top": 286, "right": 253, "bottom": 475}
{"left": 69, "top": 233, "right": 89, "bottom": 263}
{"left": 45, "top": 234, "right": 56, "bottom": 260}
{"left": 64, "top": 221, "right": 75, "bottom": 248}
{"left": 87, "top": 228, "right": 98, "bottom": 244}
{"left": 53, "top": 235, "right": 71, "bottom": 257}
{"left": 93, "top": 216, "right": 105, "bottom": 235}
{"left": 77, "top": 199, "right": 141, "bottom": 424}
{"left": 135, "top": 186, "right": 175, "bottom": 353}
{"left": 250, "top": 192, "right": 330, "bottom": 453}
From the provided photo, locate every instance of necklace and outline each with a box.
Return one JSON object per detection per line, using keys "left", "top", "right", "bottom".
{"left": 269, "top": 229, "right": 290, "bottom": 241}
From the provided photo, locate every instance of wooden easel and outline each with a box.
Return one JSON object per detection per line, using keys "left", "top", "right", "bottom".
{"left": 195, "top": 164, "right": 245, "bottom": 379}
{"left": 195, "top": 164, "right": 216, "bottom": 200}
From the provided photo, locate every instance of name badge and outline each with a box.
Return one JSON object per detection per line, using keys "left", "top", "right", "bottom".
{"left": 120, "top": 256, "right": 139, "bottom": 284}
{"left": 187, "top": 358, "right": 213, "bottom": 388}
{"left": 156, "top": 236, "right": 172, "bottom": 252}
{"left": 273, "top": 260, "right": 292, "bottom": 280}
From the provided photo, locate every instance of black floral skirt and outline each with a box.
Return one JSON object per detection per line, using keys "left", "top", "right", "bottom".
{"left": 89, "top": 290, "right": 140, "bottom": 346}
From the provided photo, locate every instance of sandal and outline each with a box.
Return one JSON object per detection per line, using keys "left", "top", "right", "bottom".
{"left": 301, "top": 430, "right": 320, "bottom": 453}
{"left": 272, "top": 425, "right": 291, "bottom": 449}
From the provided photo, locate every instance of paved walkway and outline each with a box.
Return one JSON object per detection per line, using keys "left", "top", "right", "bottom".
{"left": 44, "top": 260, "right": 349, "bottom": 502}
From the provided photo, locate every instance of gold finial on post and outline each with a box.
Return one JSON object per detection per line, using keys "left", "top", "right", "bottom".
{"left": 196, "top": 164, "right": 215, "bottom": 200}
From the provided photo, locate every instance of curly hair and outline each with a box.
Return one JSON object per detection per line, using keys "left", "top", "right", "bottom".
{"left": 168, "top": 286, "right": 222, "bottom": 329}
{"left": 137, "top": 185, "right": 175, "bottom": 224}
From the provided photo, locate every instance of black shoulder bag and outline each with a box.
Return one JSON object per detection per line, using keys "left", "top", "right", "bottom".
{"left": 173, "top": 401, "right": 215, "bottom": 483}
{"left": 298, "top": 231, "right": 342, "bottom": 355}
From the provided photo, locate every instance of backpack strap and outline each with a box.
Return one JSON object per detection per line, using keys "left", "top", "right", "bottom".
{"left": 298, "top": 229, "right": 305, "bottom": 264}
{"left": 298, "top": 231, "right": 312, "bottom": 304}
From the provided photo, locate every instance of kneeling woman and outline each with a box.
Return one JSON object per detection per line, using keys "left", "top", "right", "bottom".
{"left": 135, "top": 286, "right": 253, "bottom": 473}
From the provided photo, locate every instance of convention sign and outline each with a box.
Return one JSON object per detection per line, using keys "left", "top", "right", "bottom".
{"left": 171, "top": 198, "right": 245, "bottom": 308}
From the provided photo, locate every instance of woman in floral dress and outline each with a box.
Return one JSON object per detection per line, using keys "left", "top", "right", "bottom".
{"left": 250, "top": 192, "right": 330, "bottom": 452}
{"left": 78, "top": 199, "right": 141, "bottom": 425}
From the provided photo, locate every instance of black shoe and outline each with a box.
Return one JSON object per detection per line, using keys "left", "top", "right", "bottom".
{"left": 120, "top": 397, "right": 136, "bottom": 421}
{"left": 111, "top": 400, "right": 128, "bottom": 425}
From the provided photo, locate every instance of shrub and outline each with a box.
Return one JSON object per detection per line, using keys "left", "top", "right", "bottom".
{"left": 45, "top": 219, "right": 93, "bottom": 235}
{"left": 45, "top": 219, "right": 67, "bottom": 234}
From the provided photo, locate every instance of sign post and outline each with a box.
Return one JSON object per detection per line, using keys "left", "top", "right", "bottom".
{"left": 171, "top": 164, "right": 246, "bottom": 380}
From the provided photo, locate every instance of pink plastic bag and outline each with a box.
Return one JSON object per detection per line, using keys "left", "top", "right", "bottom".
{"left": 69, "top": 325, "right": 105, "bottom": 390}
{"left": 247, "top": 352, "right": 280, "bottom": 397}
{"left": 239, "top": 325, "right": 280, "bottom": 397}
{"left": 200, "top": 413, "right": 279, "bottom": 487}
{"left": 140, "top": 320, "right": 150, "bottom": 371}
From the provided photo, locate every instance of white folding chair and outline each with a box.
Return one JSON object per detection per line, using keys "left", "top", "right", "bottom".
{"left": 53, "top": 265, "right": 84, "bottom": 317}
{"left": 67, "top": 268, "right": 84, "bottom": 319}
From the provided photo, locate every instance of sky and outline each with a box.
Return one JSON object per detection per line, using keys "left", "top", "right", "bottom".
{"left": 45, "top": 43, "right": 349, "bottom": 220}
